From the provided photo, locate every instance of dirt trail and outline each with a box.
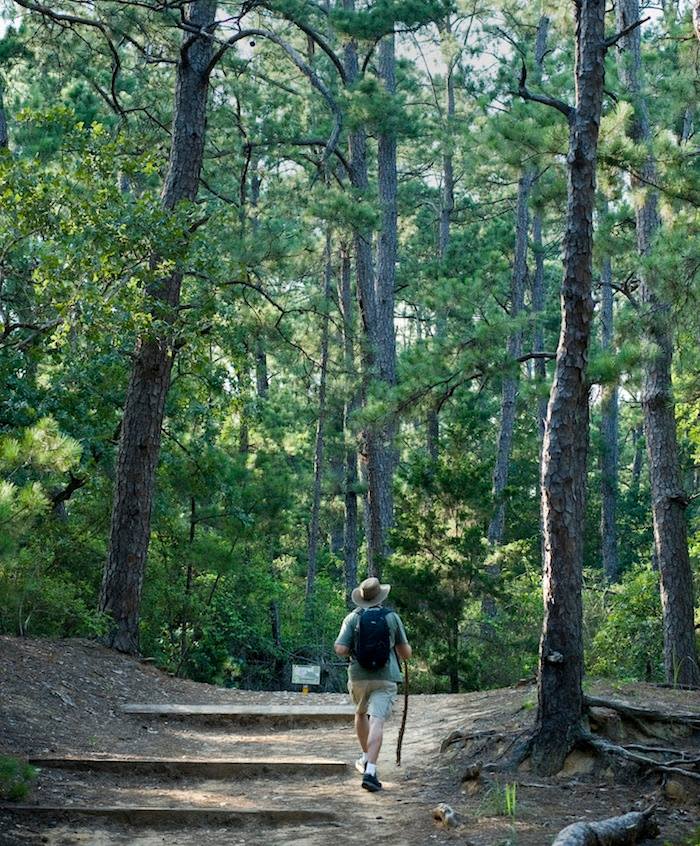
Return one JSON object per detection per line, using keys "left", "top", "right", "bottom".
{"left": 1, "top": 637, "right": 698, "bottom": 845}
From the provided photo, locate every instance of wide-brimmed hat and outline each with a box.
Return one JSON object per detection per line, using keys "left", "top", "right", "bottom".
{"left": 351, "top": 577, "right": 391, "bottom": 609}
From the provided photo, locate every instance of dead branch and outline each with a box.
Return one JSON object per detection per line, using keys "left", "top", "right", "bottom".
{"left": 552, "top": 809, "right": 658, "bottom": 846}
{"left": 513, "top": 61, "right": 573, "bottom": 119}
{"left": 604, "top": 17, "right": 650, "bottom": 49}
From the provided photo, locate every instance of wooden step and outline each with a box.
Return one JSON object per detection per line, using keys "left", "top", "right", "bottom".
{"left": 29, "top": 755, "right": 347, "bottom": 777}
{"left": 121, "top": 703, "right": 356, "bottom": 723}
{"left": 0, "top": 804, "right": 338, "bottom": 827}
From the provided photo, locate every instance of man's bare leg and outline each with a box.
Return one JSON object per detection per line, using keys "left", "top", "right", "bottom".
{"left": 355, "top": 712, "right": 369, "bottom": 753}
{"left": 366, "top": 716, "right": 384, "bottom": 764}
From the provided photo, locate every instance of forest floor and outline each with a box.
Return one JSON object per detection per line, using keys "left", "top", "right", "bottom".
{"left": 0, "top": 636, "right": 698, "bottom": 846}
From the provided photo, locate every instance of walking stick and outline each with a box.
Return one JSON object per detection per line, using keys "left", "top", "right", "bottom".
{"left": 396, "top": 659, "right": 409, "bottom": 766}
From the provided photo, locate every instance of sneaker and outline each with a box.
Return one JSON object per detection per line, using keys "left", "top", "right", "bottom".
{"left": 355, "top": 757, "right": 366, "bottom": 775}
{"left": 361, "top": 771, "right": 382, "bottom": 792}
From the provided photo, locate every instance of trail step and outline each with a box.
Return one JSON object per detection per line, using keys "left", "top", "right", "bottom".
{"left": 121, "top": 703, "right": 356, "bottom": 722}
{"left": 0, "top": 805, "right": 338, "bottom": 827}
{"left": 29, "top": 755, "right": 347, "bottom": 777}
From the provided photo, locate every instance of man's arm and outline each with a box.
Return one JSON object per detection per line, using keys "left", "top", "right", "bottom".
{"left": 395, "top": 642, "right": 412, "bottom": 660}
{"left": 334, "top": 611, "right": 355, "bottom": 657}
{"left": 393, "top": 613, "right": 412, "bottom": 660}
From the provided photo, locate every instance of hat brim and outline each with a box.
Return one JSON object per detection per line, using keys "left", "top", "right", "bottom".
{"left": 351, "top": 583, "right": 391, "bottom": 608}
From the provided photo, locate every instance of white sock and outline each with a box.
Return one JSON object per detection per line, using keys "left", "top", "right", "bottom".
{"left": 365, "top": 762, "right": 377, "bottom": 776}
{"left": 361, "top": 753, "right": 368, "bottom": 764}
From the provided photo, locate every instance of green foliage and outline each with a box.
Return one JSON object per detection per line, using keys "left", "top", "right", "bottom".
{"left": 0, "top": 0, "right": 697, "bottom": 698}
{"left": 663, "top": 828, "right": 700, "bottom": 846}
{"left": 587, "top": 566, "right": 664, "bottom": 682}
{"left": 478, "top": 779, "right": 518, "bottom": 821}
{"left": 0, "top": 757, "right": 37, "bottom": 802}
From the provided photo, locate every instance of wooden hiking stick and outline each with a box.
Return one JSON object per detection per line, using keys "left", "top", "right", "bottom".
{"left": 396, "top": 659, "right": 409, "bottom": 766}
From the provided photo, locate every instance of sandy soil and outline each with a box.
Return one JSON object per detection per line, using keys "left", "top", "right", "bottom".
{"left": 0, "top": 636, "right": 698, "bottom": 846}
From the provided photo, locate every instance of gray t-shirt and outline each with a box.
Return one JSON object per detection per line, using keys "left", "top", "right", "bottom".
{"left": 335, "top": 606, "right": 408, "bottom": 682}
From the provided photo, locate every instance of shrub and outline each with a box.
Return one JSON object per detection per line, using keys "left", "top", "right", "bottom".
{"left": 0, "top": 756, "right": 38, "bottom": 801}
{"left": 587, "top": 565, "right": 663, "bottom": 681}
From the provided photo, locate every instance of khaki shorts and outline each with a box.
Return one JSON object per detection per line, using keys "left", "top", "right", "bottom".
{"left": 348, "top": 679, "right": 398, "bottom": 721}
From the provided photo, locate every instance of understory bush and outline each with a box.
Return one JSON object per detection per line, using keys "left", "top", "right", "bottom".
{"left": 586, "top": 565, "right": 664, "bottom": 682}
{"left": 0, "top": 757, "right": 38, "bottom": 801}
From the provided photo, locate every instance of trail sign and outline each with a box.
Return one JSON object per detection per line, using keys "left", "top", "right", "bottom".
{"left": 291, "top": 664, "right": 321, "bottom": 686}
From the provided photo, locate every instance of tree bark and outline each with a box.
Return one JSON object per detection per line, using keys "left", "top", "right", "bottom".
{"left": 0, "top": 83, "right": 8, "bottom": 149}
{"left": 630, "top": 425, "right": 644, "bottom": 498}
{"left": 363, "top": 33, "right": 398, "bottom": 578}
{"left": 250, "top": 167, "right": 269, "bottom": 401}
{"left": 342, "top": 0, "right": 376, "bottom": 580}
{"left": 530, "top": 0, "right": 606, "bottom": 775}
{"left": 487, "top": 171, "right": 533, "bottom": 547}
{"left": 532, "top": 212, "right": 548, "bottom": 446}
{"left": 100, "top": 2, "right": 217, "bottom": 654}
{"left": 530, "top": 17, "right": 550, "bottom": 448}
{"left": 599, "top": 256, "right": 620, "bottom": 582}
{"left": 339, "top": 245, "right": 359, "bottom": 603}
{"left": 616, "top": 0, "right": 699, "bottom": 685}
{"left": 344, "top": 20, "right": 397, "bottom": 579}
{"left": 306, "top": 231, "right": 333, "bottom": 607}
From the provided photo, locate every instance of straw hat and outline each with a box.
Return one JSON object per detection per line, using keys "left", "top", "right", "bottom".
{"left": 351, "top": 577, "right": 391, "bottom": 609}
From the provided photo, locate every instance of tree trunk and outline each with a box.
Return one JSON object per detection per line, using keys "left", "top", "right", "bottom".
{"left": 426, "top": 20, "right": 455, "bottom": 462}
{"left": 599, "top": 256, "right": 620, "bottom": 582}
{"left": 306, "top": 231, "right": 333, "bottom": 607}
{"left": 100, "top": 2, "right": 216, "bottom": 654}
{"left": 0, "top": 83, "right": 8, "bottom": 149}
{"left": 339, "top": 245, "right": 359, "bottom": 603}
{"left": 482, "top": 170, "right": 533, "bottom": 616}
{"left": 532, "top": 212, "right": 548, "bottom": 446}
{"left": 484, "top": 17, "right": 549, "bottom": 614}
{"left": 364, "top": 33, "right": 398, "bottom": 578}
{"left": 344, "top": 20, "right": 397, "bottom": 579}
{"left": 531, "top": 210, "right": 548, "bottom": 576}
{"left": 176, "top": 496, "right": 196, "bottom": 675}
{"left": 530, "top": 0, "right": 606, "bottom": 775}
{"left": 249, "top": 165, "right": 269, "bottom": 401}
{"left": 488, "top": 171, "right": 533, "bottom": 547}
{"left": 630, "top": 425, "right": 644, "bottom": 497}
{"left": 530, "top": 16, "right": 550, "bottom": 450}
{"left": 616, "top": 0, "right": 699, "bottom": 685}
{"left": 342, "top": 0, "right": 377, "bottom": 580}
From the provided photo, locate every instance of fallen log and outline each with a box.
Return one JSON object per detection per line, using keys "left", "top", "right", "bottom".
{"left": 551, "top": 809, "right": 658, "bottom": 845}
{"left": 584, "top": 696, "right": 700, "bottom": 728}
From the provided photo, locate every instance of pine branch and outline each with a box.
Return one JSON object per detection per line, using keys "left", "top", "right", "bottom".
{"left": 204, "top": 29, "right": 342, "bottom": 166}
{"left": 604, "top": 16, "right": 650, "bottom": 49}
{"left": 513, "top": 62, "right": 573, "bottom": 119}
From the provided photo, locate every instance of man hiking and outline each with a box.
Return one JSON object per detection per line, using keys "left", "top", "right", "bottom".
{"left": 334, "top": 577, "right": 412, "bottom": 792}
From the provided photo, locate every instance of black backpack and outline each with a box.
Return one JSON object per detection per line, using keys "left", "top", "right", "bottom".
{"left": 355, "top": 607, "right": 391, "bottom": 670}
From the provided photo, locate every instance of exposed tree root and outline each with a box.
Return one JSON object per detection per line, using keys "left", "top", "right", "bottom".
{"left": 439, "top": 728, "right": 517, "bottom": 753}
{"left": 653, "top": 682, "right": 700, "bottom": 693}
{"left": 579, "top": 733, "right": 700, "bottom": 782}
{"left": 551, "top": 809, "right": 658, "bottom": 845}
{"left": 584, "top": 696, "right": 700, "bottom": 729}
